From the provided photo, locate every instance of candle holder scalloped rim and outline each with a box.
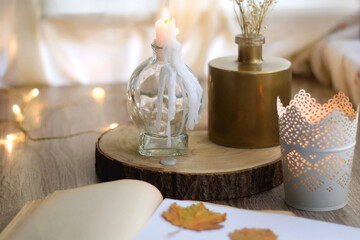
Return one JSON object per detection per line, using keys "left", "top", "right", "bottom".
{"left": 277, "top": 89, "right": 359, "bottom": 150}
{"left": 277, "top": 89, "right": 359, "bottom": 211}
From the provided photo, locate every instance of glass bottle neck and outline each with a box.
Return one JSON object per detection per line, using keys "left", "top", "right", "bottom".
{"left": 235, "top": 34, "right": 265, "bottom": 64}
{"left": 151, "top": 42, "right": 165, "bottom": 62}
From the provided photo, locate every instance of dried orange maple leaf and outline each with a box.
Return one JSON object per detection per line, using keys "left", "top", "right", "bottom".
{"left": 229, "top": 228, "right": 278, "bottom": 240}
{"left": 162, "top": 202, "right": 226, "bottom": 231}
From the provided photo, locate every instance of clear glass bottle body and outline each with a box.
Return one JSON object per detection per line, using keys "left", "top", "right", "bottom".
{"left": 127, "top": 43, "right": 195, "bottom": 156}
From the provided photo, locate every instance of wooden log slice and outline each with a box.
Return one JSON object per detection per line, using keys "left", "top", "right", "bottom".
{"left": 95, "top": 124, "right": 283, "bottom": 201}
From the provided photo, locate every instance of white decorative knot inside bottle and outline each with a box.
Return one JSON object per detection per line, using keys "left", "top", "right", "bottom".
{"left": 127, "top": 9, "right": 203, "bottom": 157}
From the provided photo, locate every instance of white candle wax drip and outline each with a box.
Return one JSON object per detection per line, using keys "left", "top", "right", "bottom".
{"left": 154, "top": 9, "right": 203, "bottom": 147}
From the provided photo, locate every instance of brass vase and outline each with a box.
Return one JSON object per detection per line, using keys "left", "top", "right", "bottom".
{"left": 208, "top": 34, "right": 291, "bottom": 148}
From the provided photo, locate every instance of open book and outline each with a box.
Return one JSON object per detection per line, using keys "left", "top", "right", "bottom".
{"left": 1, "top": 179, "right": 359, "bottom": 240}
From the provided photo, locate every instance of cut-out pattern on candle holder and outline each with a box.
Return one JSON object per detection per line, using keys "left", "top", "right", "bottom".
{"left": 313, "top": 154, "right": 346, "bottom": 180}
{"left": 286, "top": 150, "right": 312, "bottom": 178}
{"left": 277, "top": 89, "right": 358, "bottom": 211}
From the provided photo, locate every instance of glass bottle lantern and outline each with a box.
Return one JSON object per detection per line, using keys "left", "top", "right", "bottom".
{"left": 127, "top": 42, "right": 203, "bottom": 157}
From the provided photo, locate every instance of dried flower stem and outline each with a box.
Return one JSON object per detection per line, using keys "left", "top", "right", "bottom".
{"left": 233, "top": 0, "right": 277, "bottom": 37}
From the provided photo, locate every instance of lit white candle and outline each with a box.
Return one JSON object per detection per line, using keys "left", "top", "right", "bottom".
{"left": 155, "top": 8, "right": 176, "bottom": 47}
{"left": 154, "top": 9, "right": 203, "bottom": 147}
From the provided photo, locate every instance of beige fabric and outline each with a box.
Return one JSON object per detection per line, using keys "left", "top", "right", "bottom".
{"left": 310, "top": 23, "right": 360, "bottom": 104}
{"left": 0, "top": 0, "right": 360, "bottom": 86}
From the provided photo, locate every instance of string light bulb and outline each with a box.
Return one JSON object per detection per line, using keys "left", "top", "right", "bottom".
{"left": 24, "top": 88, "right": 40, "bottom": 102}
{"left": 92, "top": 87, "right": 105, "bottom": 100}
{"left": 1, "top": 133, "right": 25, "bottom": 153}
{"left": 12, "top": 105, "right": 21, "bottom": 114}
{"left": 7, "top": 134, "right": 14, "bottom": 141}
{"left": 5, "top": 137, "right": 13, "bottom": 153}
{"left": 7, "top": 133, "right": 25, "bottom": 142}
{"left": 109, "top": 123, "right": 119, "bottom": 129}
{"left": 12, "top": 104, "right": 24, "bottom": 122}
{"left": 32, "top": 88, "right": 39, "bottom": 97}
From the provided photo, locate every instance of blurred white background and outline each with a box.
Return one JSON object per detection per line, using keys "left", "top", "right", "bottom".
{"left": 0, "top": 0, "right": 359, "bottom": 87}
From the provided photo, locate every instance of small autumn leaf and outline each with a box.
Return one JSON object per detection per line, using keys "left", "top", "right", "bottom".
{"left": 162, "top": 202, "right": 226, "bottom": 231}
{"left": 229, "top": 228, "right": 278, "bottom": 240}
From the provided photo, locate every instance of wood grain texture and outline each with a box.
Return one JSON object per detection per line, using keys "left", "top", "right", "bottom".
{"left": 0, "top": 77, "right": 359, "bottom": 232}
{"left": 96, "top": 124, "right": 282, "bottom": 200}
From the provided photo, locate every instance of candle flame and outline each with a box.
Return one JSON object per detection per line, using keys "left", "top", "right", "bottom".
{"left": 163, "top": 8, "right": 169, "bottom": 23}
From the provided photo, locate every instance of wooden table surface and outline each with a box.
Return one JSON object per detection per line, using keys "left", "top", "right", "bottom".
{"left": 0, "top": 76, "right": 359, "bottom": 231}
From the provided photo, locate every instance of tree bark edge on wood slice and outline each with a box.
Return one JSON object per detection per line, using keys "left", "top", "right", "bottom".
{"left": 95, "top": 124, "right": 283, "bottom": 201}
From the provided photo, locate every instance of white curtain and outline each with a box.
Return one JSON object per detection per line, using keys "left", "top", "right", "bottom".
{"left": 0, "top": 0, "right": 359, "bottom": 86}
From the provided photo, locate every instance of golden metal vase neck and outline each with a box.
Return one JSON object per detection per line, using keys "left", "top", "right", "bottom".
{"left": 235, "top": 34, "right": 265, "bottom": 65}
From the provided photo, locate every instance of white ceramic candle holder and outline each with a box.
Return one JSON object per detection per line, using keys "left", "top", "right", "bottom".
{"left": 277, "top": 90, "right": 359, "bottom": 211}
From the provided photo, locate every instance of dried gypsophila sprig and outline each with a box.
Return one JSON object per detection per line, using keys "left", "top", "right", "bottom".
{"left": 233, "top": 0, "right": 277, "bottom": 37}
